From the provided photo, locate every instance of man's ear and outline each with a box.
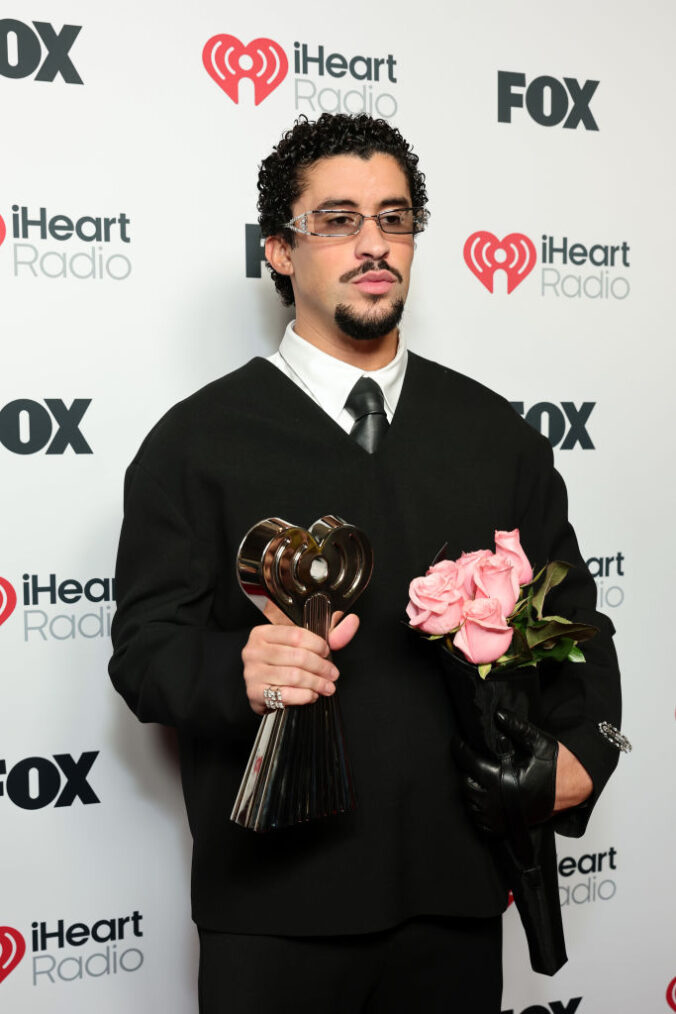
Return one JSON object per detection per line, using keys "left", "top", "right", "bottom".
{"left": 265, "top": 235, "right": 294, "bottom": 277}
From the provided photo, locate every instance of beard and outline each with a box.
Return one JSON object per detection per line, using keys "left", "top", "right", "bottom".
{"left": 334, "top": 297, "right": 405, "bottom": 342}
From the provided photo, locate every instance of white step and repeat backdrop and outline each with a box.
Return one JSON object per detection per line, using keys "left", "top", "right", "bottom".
{"left": 2, "top": 2, "right": 674, "bottom": 1012}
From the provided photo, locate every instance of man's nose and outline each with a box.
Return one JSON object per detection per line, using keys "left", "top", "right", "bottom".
{"left": 353, "top": 216, "right": 391, "bottom": 260}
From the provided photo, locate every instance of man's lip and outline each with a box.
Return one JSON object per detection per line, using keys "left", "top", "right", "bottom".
{"left": 352, "top": 271, "right": 397, "bottom": 295}
{"left": 353, "top": 271, "right": 397, "bottom": 284}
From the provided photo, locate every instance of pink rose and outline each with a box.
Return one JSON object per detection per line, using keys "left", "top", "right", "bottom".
{"left": 494, "top": 529, "right": 533, "bottom": 584}
{"left": 406, "top": 570, "right": 465, "bottom": 635}
{"left": 455, "top": 549, "right": 491, "bottom": 597}
{"left": 453, "top": 598, "right": 514, "bottom": 664}
{"left": 473, "top": 554, "right": 520, "bottom": 618}
{"left": 426, "top": 559, "right": 461, "bottom": 582}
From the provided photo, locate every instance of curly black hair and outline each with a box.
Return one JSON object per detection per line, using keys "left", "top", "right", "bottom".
{"left": 257, "top": 113, "right": 428, "bottom": 306}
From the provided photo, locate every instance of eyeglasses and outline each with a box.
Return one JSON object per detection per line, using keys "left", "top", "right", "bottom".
{"left": 284, "top": 207, "right": 429, "bottom": 238}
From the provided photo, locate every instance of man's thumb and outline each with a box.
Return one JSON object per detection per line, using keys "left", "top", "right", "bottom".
{"left": 328, "top": 613, "right": 360, "bottom": 651}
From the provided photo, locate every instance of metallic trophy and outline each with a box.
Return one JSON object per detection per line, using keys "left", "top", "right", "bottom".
{"left": 231, "top": 515, "right": 373, "bottom": 832}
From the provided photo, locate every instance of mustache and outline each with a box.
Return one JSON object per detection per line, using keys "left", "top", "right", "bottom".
{"left": 339, "top": 260, "right": 403, "bottom": 284}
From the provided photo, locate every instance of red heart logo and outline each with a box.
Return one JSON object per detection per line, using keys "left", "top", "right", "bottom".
{"left": 203, "top": 35, "right": 288, "bottom": 106}
{"left": 667, "top": 977, "right": 676, "bottom": 1013}
{"left": 464, "top": 231, "right": 536, "bottom": 293}
{"left": 0, "top": 578, "right": 17, "bottom": 628}
{"left": 0, "top": 214, "right": 6, "bottom": 248}
{"left": 0, "top": 926, "right": 26, "bottom": 983}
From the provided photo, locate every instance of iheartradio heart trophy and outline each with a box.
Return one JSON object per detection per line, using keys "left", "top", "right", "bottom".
{"left": 231, "top": 516, "right": 373, "bottom": 832}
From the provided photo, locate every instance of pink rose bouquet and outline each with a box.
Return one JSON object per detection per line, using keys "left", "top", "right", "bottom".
{"left": 406, "top": 529, "right": 597, "bottom": 677}
{"left": 405, "top": 529, "right": 599, "bottom": 978}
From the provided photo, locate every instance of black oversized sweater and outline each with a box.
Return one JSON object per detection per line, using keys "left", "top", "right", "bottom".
{"left": 109, "top": 352, "right": 621, "bottom": 934}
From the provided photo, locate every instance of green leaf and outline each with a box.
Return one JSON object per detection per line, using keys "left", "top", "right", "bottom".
{"left": 568, "top": 623, "right": 598, "bottom": 643}
{"left": 510, "top": 612, "right": 529, "bottom": 632}
{"left": 567, "top": 645, "right": 586, "bottom": 662}
{"left": 509, "top": 597, "right": 529, "bottom": 618}
{"left": 538, "top": 637, "right": 574, "bottom": 662}
{"left": 494, "top": 657, "right": 538, "bottom": 672}
{"left": 478, "top": 663, "right": 492, "bottom": 679}
{"left": 512, "top": 626, "right": 533, "bottom": 653}
{"left": 525, "top": 619, "right": 598, "bottom": 649}
{"left": 505, "top": 627, "right": 534, "bottom": 669}
{"left": 531, "top": 561, "right": 572, "bottom": 619}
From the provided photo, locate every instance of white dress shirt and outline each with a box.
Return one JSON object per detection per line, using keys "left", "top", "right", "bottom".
{"left": 267, "top": 321, "right": 408, "bottom": 434}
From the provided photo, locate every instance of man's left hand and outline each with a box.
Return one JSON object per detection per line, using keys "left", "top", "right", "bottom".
{"left": 451, "top": 710, "right": 593, "bottom": 836}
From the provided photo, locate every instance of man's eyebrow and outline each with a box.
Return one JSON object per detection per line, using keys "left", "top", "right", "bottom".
{"left": 376, "top": 196, "right": 411, "bottom": 209}
{"left": 314, "top": 196, "right": 412, "bottom": 209}
{"left": 315, "top": 199, "right": 360, "bottom": 209}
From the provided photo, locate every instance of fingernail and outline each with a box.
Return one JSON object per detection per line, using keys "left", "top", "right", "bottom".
{"left": 330, "top": 666, "right": 339, "bottom": 680}
{"left": 326, "top": 683, "right": 336, "bottom": 695}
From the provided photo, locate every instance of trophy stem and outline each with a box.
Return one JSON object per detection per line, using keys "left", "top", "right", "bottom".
{"left": 303, "top": 592, "right": 331, "bottom": 641}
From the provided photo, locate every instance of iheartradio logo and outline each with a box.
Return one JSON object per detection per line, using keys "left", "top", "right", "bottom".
{"left": 464, "top": 231, "right": 536, "bottom": 294}
{"left": 667, "top": 977, "right": 676, "bottom": 1012}
{"left": 0, "top": 578, "right": 17, "bottom": 628}
{"left": 0, "top": 926, "right": 26, "bottom": 984}
{"left": 203, "top": 35, "right": 288, "bottom": 105}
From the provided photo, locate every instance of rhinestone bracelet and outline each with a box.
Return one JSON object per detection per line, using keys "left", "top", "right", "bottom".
{"left": 598, "top": 721, "right": 632, "bottom": 753}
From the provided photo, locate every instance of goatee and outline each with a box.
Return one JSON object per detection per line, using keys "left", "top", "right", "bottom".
{"left": 334, "top": 299, "right": 405, "bottom": 341}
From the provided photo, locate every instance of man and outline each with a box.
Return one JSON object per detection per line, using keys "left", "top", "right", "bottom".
{"left": 110, "top": 113, "right": 622, "bottom": 1013}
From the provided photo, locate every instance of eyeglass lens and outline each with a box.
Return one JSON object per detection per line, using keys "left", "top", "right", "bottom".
{"left": 307, "top": 209, "right": 424, "bottom": 236}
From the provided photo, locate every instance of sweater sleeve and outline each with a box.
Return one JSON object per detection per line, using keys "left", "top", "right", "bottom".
{"left": 517, "top": 434, "right": 623, "bottom": 838}
{"left": 109, "top": 460, "right": 259, "bottom": 743}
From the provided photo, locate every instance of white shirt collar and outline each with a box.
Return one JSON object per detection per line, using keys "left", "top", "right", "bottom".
{"left": 274, "top": 321, "right": 408, "bottom": 423}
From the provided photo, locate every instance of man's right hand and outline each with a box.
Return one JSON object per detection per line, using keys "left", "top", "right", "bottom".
{"left": 241, "top": 602, "right": 359, "bottom": 715}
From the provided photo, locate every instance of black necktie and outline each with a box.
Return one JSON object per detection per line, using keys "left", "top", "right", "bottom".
{"left": 345, "top": 377, "right": 389, "bottom": 453}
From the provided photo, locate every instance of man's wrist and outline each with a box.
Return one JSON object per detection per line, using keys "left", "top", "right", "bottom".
{"left": 553, "top": 741, "right": 593, "bottom": 812}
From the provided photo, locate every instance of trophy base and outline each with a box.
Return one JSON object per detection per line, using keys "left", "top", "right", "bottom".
{"left": 231, "top": 694, "right": 356, "bottom": 832}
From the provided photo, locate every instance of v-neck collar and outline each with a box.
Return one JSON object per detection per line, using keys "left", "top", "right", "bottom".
{"left": 252, "top": 352, "right": 422, "bottom": 458}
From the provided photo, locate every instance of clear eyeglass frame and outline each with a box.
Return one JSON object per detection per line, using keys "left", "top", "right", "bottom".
{"left": 284, "top": 207, "right": 430, "bottom": 238}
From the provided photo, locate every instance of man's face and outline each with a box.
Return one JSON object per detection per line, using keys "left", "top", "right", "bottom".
{"left": 277, "top": 153, "right": 416, "bottom": 343}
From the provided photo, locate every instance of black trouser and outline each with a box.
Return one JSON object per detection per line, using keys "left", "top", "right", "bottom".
{"left": 198, "top": 915, "right": 502, "bottom": 1014}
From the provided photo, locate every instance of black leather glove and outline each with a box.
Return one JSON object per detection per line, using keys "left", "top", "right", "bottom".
{"left": 451, "top": 709, "right": 559, "bottom": 836}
